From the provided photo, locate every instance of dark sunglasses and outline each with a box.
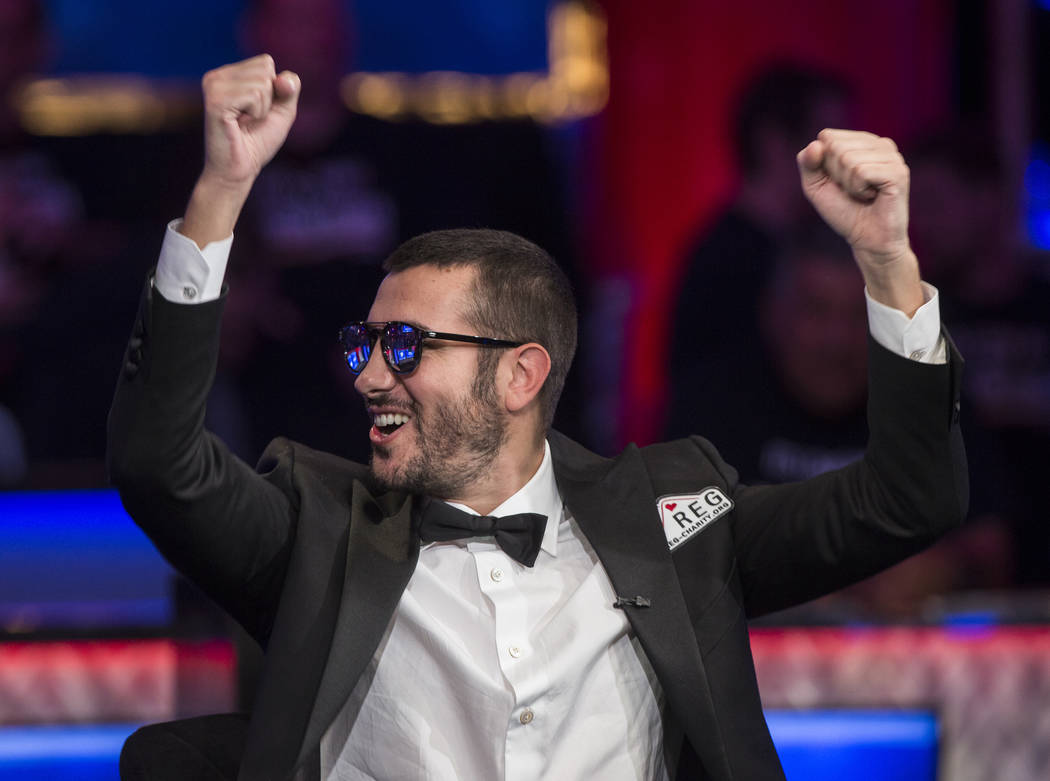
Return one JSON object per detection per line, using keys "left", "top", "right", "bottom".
{"left": 338, "top": 321, "right": 523, "bottom": 375}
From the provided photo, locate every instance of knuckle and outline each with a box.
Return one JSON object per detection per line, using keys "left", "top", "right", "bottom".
{"left": 838, "top": 148, "right": 859, "bottom": 168}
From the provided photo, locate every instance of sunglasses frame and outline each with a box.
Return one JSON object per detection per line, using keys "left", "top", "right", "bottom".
{"left": 339, "top": 321, "right": 524, "bottom": 375}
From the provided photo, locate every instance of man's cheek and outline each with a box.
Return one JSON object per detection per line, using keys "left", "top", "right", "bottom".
{"left": 410, "top": 411, "right": 425, "bottom": 437}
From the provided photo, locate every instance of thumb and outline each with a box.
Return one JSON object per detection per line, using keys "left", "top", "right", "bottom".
{"left": 796, "top": 139, "right": 826, "bottom": 188}
{"left": 272, "top": 70, "right": 301, "bottom": 114}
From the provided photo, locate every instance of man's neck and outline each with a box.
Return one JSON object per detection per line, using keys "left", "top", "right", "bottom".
{"left": 448, "top": 441, "right": 547, "bottom": 516}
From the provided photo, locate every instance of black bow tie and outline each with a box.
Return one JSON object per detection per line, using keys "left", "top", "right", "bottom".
{"left": 416, "top": 499, "right": 547, "bottom": 567}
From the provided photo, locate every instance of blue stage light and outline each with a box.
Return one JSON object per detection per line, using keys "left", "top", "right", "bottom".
{"left": 0, "top": 491, "right": 174, "bottom": 631}
{"left": 766, "top": 710, "right": 939, "bottom": 781}
{"left": 1026, "top": 147, "right": 1050, "bottom": 250}
{"left": 0, "top": 723, "right": 140, "bottom": 781}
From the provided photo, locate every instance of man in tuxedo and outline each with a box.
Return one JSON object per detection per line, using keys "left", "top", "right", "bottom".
{"left": 110, "top": 56, "right": 967, "bottom": 780}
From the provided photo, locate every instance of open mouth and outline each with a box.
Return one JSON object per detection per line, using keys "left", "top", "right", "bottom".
{"left": 373, "top": 412, "right": 410, "bottom": 437}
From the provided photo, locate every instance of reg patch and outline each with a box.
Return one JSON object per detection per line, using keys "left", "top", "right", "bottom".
{"left": 658, "top": 488, "right": 734, "bottom": 551}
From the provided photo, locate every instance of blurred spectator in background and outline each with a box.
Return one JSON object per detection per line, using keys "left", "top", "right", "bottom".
{"left": 665, "top": 62, "right": 853, "bottom": 438}
{"left": 675, "top": 217, "right": 1018, "bottom": 620}
{"left": 662, "top": 70, "right": 1037, "bottom": 615}
{"left": 670, "top": 221, "right": 869, "bottom": 484}
{"left": 908, "top": 126, "right": 1050, "bottom": 587}
{"left": 665, "top": 116, "right": 1036, "bottom": 616}
{"left": 0, "top": 0, "right": 91, "bottom": 487}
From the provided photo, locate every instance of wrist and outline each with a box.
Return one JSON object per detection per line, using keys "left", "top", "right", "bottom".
{"left": 180, "top": 173, "right": 253, "bottom": 249}
{"left": 856, "top": 246, "right": 925, "bottom": 317}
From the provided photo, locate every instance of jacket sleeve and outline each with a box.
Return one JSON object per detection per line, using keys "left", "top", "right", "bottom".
{"left": 713, "top": 334, "right": 968, "bottom": 618}
{"left": 107, "top": 278, "right": 298, "bottom": 642}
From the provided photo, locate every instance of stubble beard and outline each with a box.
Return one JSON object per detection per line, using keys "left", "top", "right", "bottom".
{"left": 367, "top": 359, "right": 507, "bottom": 497}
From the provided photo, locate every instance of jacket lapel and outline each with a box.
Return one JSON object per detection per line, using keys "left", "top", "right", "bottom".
{"left": 296, "top": 480, "right": 420, "bottom": 771}
{"left": 550, "top": 432, "right": 733, "bottom": 780}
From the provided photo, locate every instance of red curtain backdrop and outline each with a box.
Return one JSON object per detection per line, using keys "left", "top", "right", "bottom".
{"left": 583, "top": 0, "right": 954, "bottom": 446}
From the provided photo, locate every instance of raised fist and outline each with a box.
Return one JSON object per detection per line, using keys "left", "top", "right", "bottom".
{"left": 199, "top": 54, "right": 300, "bottom": 190}
{"left": 797, "top": 129, "right": 910, "bottom": 266}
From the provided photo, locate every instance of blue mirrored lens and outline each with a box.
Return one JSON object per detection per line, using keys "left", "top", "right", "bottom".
{"left": 345, "top": 343, "right": 370, "bottom": 372}
{"left": 341, "top": 325, "right": 372, "bottom": 374}
{"left": 385, "top": 323, "right": 420, "bottom": 371}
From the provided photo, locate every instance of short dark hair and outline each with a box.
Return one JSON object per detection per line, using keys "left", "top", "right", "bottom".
{"left": 734, "top": 62, "right": 851, "bottom": 176}
{"left": 383, "top": 228, "right": 577, "bottom": 430}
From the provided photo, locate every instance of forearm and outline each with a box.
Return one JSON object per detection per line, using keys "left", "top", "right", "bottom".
{"left": 180, "top": 174, "right": 253, "bottom": 249}
{"left": 855, "top": 246, "right": 925, "bottom": 318}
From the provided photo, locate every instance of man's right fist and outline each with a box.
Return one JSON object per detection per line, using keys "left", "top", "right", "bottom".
{"left": 199, "top": 54, "right": 300, "bottom": 191}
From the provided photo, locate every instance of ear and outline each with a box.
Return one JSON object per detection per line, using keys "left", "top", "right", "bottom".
{"left": 503, "top": 343, "right": 551, "bottom": 414}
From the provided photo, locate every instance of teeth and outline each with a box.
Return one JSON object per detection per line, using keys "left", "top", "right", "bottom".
{"left": 374, "top": 413, "right": 409, "bottom": 427}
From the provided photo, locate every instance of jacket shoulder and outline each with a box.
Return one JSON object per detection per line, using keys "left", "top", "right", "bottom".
{"left": 637, "top": 435, "right": 738, "bottom": 494}
{"left": 256, "top": 436, "right": 371, "bottom": 497}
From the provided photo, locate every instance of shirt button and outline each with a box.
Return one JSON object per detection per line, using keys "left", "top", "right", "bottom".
{"left": 183, "top": 286, "right": 198, "bottom": 300}
{"left": 490, "top": 567, "right": 504, "bottom": 583}
{"left": 508, "top": 645, "right": 523, "bottom": 659}
{"left": 519, "top": 708, "right": 534, "bottom": 725}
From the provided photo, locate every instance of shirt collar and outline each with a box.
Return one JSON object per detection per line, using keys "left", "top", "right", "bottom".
{"left": 446, "top": 440, "right": 564, "bottom": 558}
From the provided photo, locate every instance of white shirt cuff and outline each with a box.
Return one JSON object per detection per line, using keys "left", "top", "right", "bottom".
{"left": 865, "top": 282, "right": 947, "bottom": 364}
{"left": 153, "top": 219, "right": 233, "bottom": 304}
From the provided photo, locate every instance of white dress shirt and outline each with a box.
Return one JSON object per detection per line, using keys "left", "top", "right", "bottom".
{"left": 152, "top": 222, "right": 947, "bottom": 779}
{"left": 320, "top": 442, "right": 671, "bottom": 780}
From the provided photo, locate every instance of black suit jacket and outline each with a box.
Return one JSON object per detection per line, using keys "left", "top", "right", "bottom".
{"left": 108, "top": 281, "right": 968, "bottom": 780}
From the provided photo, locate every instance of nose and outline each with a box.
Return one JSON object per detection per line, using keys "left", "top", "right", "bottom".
{"left": 353, "top": 340, "right": 397, "bottom": 396}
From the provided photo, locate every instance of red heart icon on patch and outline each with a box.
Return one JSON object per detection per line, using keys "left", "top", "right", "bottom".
{"left": 665, "top": 503, "right": 677, "bottom": 511}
